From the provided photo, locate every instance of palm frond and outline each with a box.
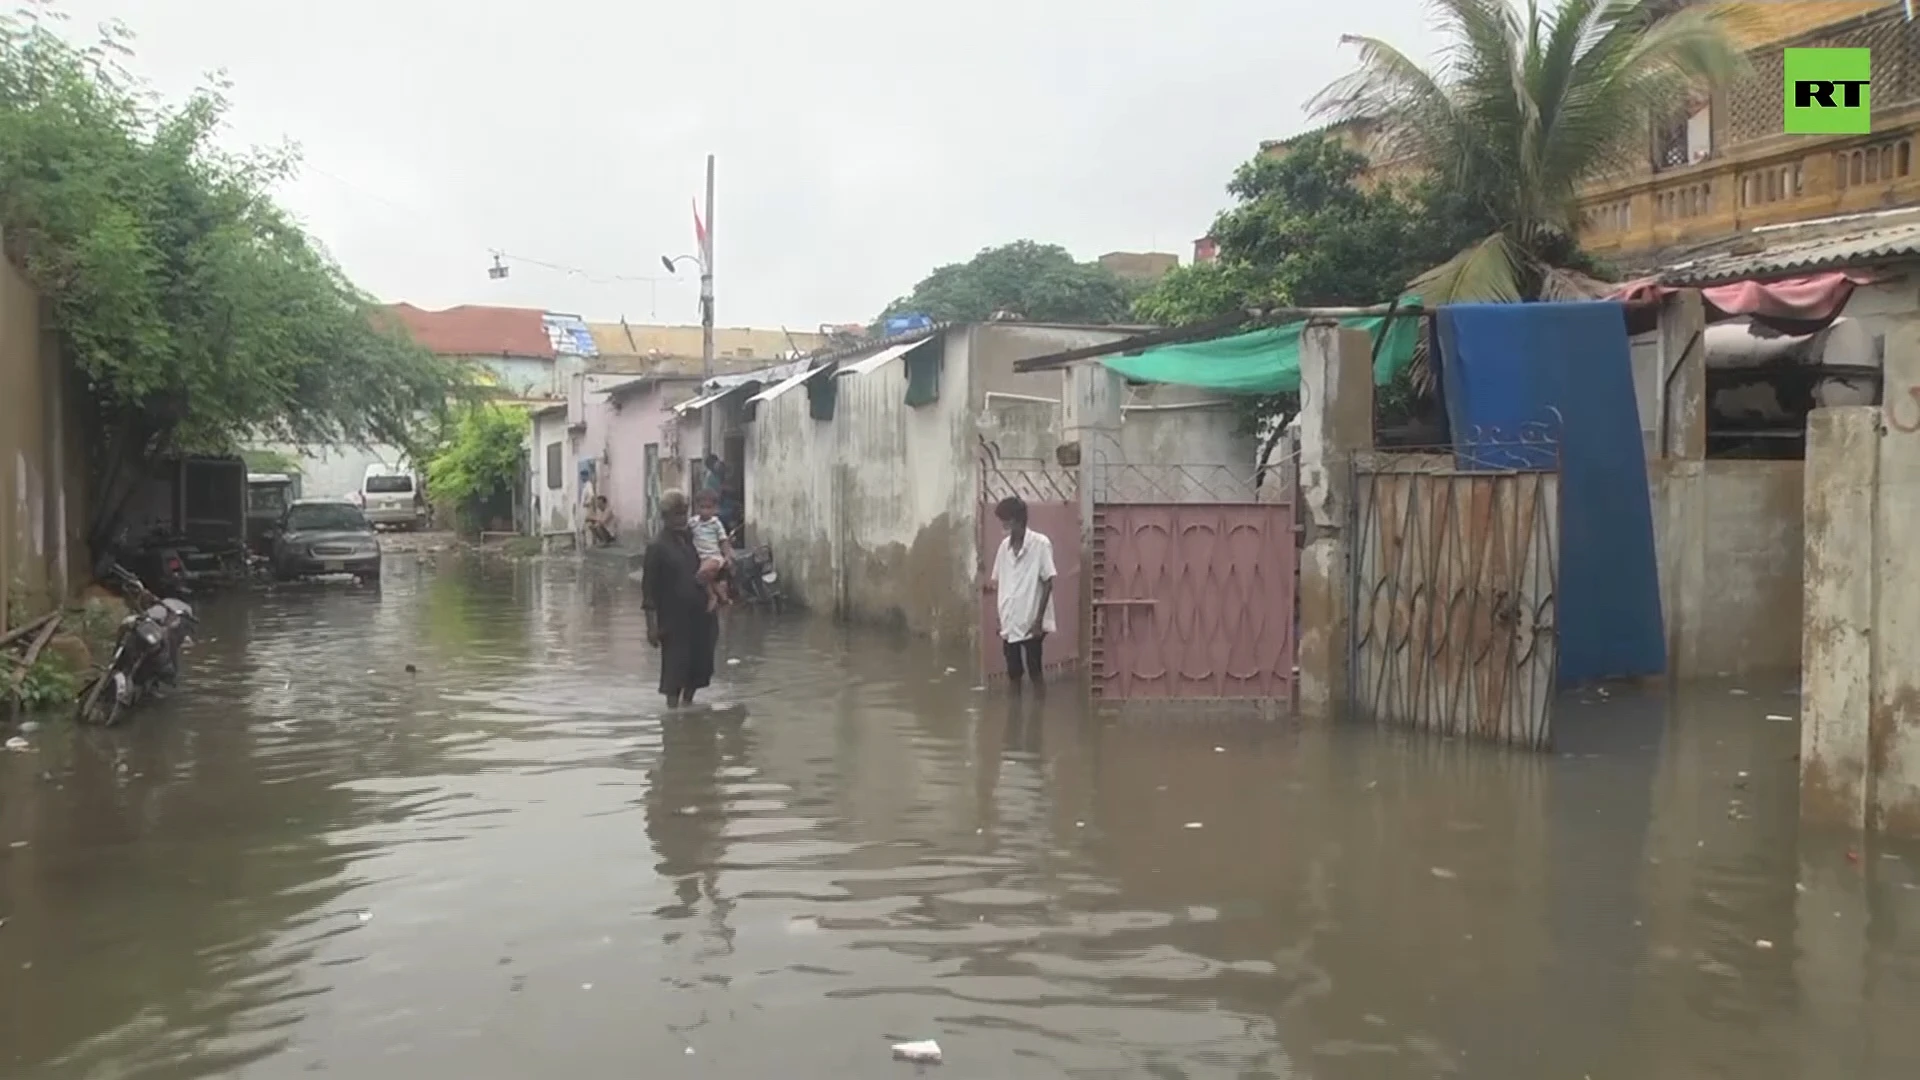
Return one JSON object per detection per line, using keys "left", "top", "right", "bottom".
{"left": 1409, "top": 232, "right": 1524, "bottom": 305}
{"left": 1308, "top": 33, "right": 1461, "bottom": 170}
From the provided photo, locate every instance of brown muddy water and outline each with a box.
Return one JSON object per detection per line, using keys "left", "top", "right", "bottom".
{"left": 3, "top": 557, "right": 1920, "bottom": 1079}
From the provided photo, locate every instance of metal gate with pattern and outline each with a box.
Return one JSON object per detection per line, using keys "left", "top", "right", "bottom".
{"left": 1347, "top": 447, "right": 1561, "bottom": 749}
{"left": 1088, "top": 462, "right": 1296, "bottom": 706}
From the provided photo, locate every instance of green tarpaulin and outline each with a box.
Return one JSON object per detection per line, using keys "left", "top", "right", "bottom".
{"left": 1101, "top": 302, "right": 1422, "bottom": 395}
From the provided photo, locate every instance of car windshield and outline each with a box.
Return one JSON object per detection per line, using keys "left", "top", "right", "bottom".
{"left": 248, "top": 485, "right": 289, "bottom": 514}
{"left": 285, "top": 504, "right": 370, "bottom": 532}
{"left": 365, "top": 474, "right": 413, "bottom": 494}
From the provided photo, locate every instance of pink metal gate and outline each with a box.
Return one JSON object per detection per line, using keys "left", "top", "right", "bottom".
{"left": 1089, "top": 501, "right": 1296, "bottom": 702}
{"left": 977, "top": 456, "right": 1080, "bottom": 682}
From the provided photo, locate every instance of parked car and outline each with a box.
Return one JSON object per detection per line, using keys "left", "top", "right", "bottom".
{"left": 267, "top": 500, "right": 382, "bottom": 584}
{"left": 357, "top": 464, "right": 425, "bottom": 531}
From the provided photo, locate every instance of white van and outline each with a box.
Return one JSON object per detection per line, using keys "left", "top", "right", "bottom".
{"left": 358, "top": 464, "right": 424, "bottom": 530}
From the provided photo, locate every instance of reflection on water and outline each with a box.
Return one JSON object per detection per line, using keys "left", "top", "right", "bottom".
{"left": 3, "top": 555, "right": 1920, "bottom": 1078}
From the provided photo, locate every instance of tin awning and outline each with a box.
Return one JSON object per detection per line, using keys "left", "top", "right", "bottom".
{"left": 837, "top": 338, "right": 934, "bottom": 377}
{"left": 672, "top": 384, "right": 746, "bottom": 414}
{"left": 746, "top": 362, "right": 834, "bottom": 404}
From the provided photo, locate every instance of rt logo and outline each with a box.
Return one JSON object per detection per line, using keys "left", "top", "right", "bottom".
{"left": 1785, "top": 47, "right": 1871, "bottom": 135}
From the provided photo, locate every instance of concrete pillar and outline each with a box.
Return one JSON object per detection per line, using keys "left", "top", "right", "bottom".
{"left": 1801, "top": 407, "right": 1877, "bottom": 831}
{"left": 1658, "top": 289, "right": 1707, "bottom": 461}
{"left": 1064, "top": 363, "right": 1124, "bottom": 693}
{"left": 1295, "top": 323, "right": 1374, "bottom": 720}
{"left": 1872, "top": 324, "right": 1920, "bottom": 834}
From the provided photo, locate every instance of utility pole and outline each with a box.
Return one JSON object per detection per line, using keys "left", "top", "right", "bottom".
{"left": 700, "top": 153, "right": 716, "bottom": 460}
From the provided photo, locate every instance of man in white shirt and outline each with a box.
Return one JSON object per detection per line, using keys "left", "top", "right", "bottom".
{"left": 988, "top": 495, "right": 1057, "bottom": 689}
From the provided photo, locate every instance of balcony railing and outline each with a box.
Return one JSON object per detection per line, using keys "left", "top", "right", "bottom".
{"left": 1576, "top": 6, "right": 1920, "bottom": 258}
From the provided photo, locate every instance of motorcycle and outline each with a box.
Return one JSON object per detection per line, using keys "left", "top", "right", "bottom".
{"left": 733, "top": 541, "right": 785, "bottom": 611}
{"left": 75, "top": 562, "right": 196, "bottom": 727}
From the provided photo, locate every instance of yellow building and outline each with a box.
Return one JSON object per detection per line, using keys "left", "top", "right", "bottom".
{"left": 1577, "top": 1, "right": 1912, "bottom": 268}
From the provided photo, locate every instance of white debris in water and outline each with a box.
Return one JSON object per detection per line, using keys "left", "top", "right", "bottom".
{"left": 1766, "top": 714, "right": 1794, "bottom": 722}
{"left": 17, "top": 720, "right": 41, "bottom": 734}
{"left": 4, "top": 737, "right": 29, "bottom": 752}
{"left": 1430, "top": 867, "right": 1458, "bottom": 880}
{"left": 357, "top": 911, "right": 373, "bottom": 923}
{"left": 891, "top": 1040, "right": 942, "bottom": 1064}
{"left": 726, "top": 658, "right": 741, "bottom": 666}
{"left": 1213, "top": 746, "right": 1225, "bottom": 753}
{"left": 945, "top": 667, "right": 957, "bottom": 674}
{"left": 1729, "top": 688, "right": 1749, "bottom": 696}
{"left": 1755, "top": 939, "right": 1774, "bottom": 950}
{"left": 582, "top": 983, "right": 593, "bottom": 991}
{"left": 1184, "top": 822, "right": 1204, "bottom": 830}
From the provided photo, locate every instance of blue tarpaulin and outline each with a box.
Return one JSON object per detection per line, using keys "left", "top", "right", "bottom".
{"left": 1434, "top": 302, "right": 1665, "bottom": 686}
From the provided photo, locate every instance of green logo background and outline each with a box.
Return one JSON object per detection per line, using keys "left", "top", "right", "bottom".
{"left": 1785, "top": 47, "right": 1872, "bottom": 135}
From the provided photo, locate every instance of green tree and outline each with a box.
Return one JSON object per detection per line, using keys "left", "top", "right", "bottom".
{"left": 0, "top": 7, "right": 463, "bottom": 549}
{"left": 879, "top": 240, "right": 1135, "bottom": 325}
{"left": 427, "top": 404, "right": 526, "bottom": 533}
{"left": 1132, "top": 135, "right": 1466, "bottom": 428}
{"left": 1311, "top": 0, "right": 1747, "bottom": 302}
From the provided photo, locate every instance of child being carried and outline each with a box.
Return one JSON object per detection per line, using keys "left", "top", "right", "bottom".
{"left": 690, "top": 490, "right": 734, "bottom": 611}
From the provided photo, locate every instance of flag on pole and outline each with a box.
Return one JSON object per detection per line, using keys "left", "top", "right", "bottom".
{"left": 692, "top": 198, "right": 709, "bottom": 263}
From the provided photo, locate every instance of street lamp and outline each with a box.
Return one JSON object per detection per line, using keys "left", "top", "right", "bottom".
{"left": 663, "top": 155, "right": 717, "bottom": 466}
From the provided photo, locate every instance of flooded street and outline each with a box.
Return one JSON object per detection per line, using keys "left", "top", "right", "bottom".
{"left": 4, "top": 557, "right": 1920, "bottom": 1078}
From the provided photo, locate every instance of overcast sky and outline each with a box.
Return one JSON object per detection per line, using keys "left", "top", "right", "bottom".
{"left": 54, "top": 0, "right": 1440, "bottom": 330}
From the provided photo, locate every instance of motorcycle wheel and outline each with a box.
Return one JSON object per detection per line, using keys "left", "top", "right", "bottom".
{"left": 76, "top": 676, "right": 123, "bottom": 727}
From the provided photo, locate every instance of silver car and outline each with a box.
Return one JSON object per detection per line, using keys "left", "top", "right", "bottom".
{"left": 359, "top": 468, "right": 425, "bottom": 530}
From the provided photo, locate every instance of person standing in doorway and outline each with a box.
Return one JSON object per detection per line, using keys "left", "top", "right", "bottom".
{"left": 641, "top": 490, "right": 720, "bottom": 708}
{"left": 988, "top": 495, "right": 1056, "bottom": 690}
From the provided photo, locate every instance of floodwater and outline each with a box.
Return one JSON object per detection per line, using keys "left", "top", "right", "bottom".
{"left": 4, "top": 558, "right": 1920, "bottom": 1079}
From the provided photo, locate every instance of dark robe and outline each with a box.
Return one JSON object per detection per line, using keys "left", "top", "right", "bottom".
{"left": 640, "top": 527, "right": 719, "bottom": 696}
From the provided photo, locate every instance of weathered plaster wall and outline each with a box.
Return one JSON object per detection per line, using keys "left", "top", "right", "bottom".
{"left": 745, "top": 379, "right": 840, "bottom": 612}
{"left": 1801, "top": 326, "right": 1920, "bottom": 837}
{"left": 1649, "top": 460, "right": 1805, "bottom": 677}
{"left": 528, "top": 410, "right": 576, "bottom": 535}
{"left": 0, "top": 251, "right": 85, "bottom": 627}
{"left": 1114, "top": 404, "right": 1259, "bottom": 500}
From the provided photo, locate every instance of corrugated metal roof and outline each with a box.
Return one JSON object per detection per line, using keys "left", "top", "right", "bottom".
{"left": 838, "top": 339, "right": 932, "bottom": 377}
{"left": 1658, "top": 219, "right": 1920, "bottom": 285}
{"left": 746, "top": 362, "right": 833, "bottom": 404}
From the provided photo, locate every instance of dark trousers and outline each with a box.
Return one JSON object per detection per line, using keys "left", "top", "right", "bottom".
{"left": 1002, "top": 634, "right": 1046, "bottom": 683}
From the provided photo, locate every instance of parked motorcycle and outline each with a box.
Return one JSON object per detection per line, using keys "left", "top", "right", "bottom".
{"left": 75, "top": 562, "right": 196, "bottom": 727}
{"left": 733, "top": 542, "right": 785, "bottom": 611}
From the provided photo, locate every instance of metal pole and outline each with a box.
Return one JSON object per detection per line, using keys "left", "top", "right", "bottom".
{"left": 700, "top": 153, "right": 716, "bottom": 463}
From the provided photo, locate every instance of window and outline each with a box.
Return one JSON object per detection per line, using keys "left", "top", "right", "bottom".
{"left": 808, "top": 370, "right": 838, "bottom": 421}
{"left": 904, "top": 345, "right": 941, "bottom": 407}
{"left": 285, "top": 503, "right": 371, "bottom": 532}
{"left": 364, "top": 473, "right": 413, "bottom": 494}
{"left": 546, "top": 442, "right": 563, "bottom": 490}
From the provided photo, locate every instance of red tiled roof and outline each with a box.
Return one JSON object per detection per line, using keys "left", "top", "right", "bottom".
{"left": 380, "top": 303, "right": 556, "bottom": 359}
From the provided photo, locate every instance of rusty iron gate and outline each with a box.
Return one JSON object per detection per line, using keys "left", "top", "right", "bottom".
{"left": 977, "top": 450, "right": 1081, "bottom": 683}
{"left": 1347, "top": 447, "right": 1561, "bottom": 749}
{"left": 1088, "top": 462, "right": 1297, "bottom": 706}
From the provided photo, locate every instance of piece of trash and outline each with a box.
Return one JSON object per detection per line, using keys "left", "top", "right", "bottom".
{"left": 1766, "top": 714, "right": 1794, "bottom": 722}
{"left": 1430, "top": 867, "right": 1458, "bottom": 880}
{"left": 1755, "top": 938, "right": 1774, "bottom": 950}
{"left": 404, "top": 663, "right": 417, "bottom": 674}
{"left": 17, "top": 720, "right": 41, "bottom": 734}
{"left": 1184, "top": 821, "right": 1205, "bottom": 829}
{"left": 4, "top": 737, "right": 28, "bottom": 752}
{"left": 357, "top": 910, "right": 373, "bottom": 923}
{"left": 684, "top": 1047, "right": 695, "bottom": 1056}
{"left": 1075, "top": 821, "right": 1085, "bottom": 828}
{"left": 1729, "top": 688, "right": 1749, "bottom": 696}
{"left": 1737, "top": 770, "right": 1749, "bottom": 779}
{"left": 9, "top": 840, "right": 27, "bottom": 849}
{"left": 944, "top": 667, "right": 957, "bottom": 675}
{"left": 581, "top": 983, "right": 593, "bottom": 991}
{"left": 727, "top": 658, "right": 741, "bottom": 666}
{"left": 891, "top": 1039, "right": 942, "bottom": 1065}
{"left": 1213, "top": 746, "right": 1225, "bottom": 753}
{"left": 971, "top": 685, "right": 985, "bottom": 692}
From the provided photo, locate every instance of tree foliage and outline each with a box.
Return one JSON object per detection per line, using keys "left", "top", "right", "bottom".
{"left": 0, "top": 5, "right": 463, "bottom": 545}
{"left": 1132, "top": 135, "right": 1470, "bottom": 430}
{"left": 879, "top": 240, "right": 1135, "bottom": 325}
{"left": 1310, "top": 0, "right": 1747, "bottom": 302}
{"left": 427, "top": 404, "right": 526, "bottom": 510}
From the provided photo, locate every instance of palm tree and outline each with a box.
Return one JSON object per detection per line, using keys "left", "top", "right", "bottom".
{"left": 1311, "top": 0, "right": 1751, "bottom": 304}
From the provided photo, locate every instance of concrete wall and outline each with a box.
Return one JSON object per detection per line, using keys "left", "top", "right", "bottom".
{"left": 578, "top": 378, "right": 701, "bottom": 542}
{"left": 0, "top": 252, "right": 85, "bottom": 627}
{"left": 1802, "top": 332, "right": 1920, "bottom": 836}
{"left": 470, "top": 354, "right": 556, "bottom": 399}
{"left": 748, "top": 322, "right": 1221, "bottom": 646}
{"left": 249, "top": 442, "right": 410, "bottom": 501}
{"left": 1649, "top": 460, "right": 1805, "bottom": 677}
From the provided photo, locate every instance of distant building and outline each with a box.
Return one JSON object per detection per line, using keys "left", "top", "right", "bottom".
{"left": 1192, "top": 236, "right": 1219, "bottom": 265}
{"left": 1097, "top": 251, "right": 1180, "bottom": 283}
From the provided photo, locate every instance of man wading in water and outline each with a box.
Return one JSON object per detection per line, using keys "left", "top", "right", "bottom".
{"left": 987, "top": 495, "right": 1056, "bottom": 691}
{"left": 641, "top": 490, "right": 720, "bottom": 708}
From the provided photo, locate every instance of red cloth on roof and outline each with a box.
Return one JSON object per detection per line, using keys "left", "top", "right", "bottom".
{"left": 1609, "top": 272, "right": 1866, "bottom": 335}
